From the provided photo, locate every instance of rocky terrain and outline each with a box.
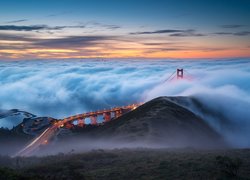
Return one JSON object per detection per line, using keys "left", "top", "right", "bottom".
{"left": 0, "top": 110, "right": 55, "bottom": 155}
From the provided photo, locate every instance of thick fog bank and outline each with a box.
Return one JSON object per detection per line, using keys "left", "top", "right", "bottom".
{"left": 0, "top": 58, "right": 250, "bottom": 148}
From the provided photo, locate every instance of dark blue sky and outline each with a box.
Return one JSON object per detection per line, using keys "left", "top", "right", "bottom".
{"left": 1, "top": 0, "right": 250, "bottom": 27}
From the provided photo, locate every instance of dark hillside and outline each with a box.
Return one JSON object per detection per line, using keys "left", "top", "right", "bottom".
{"left": 54, "top": 97, "right": 225, "bottom": 150}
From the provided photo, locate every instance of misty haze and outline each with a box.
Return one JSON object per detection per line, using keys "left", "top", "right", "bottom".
{"left": 1, "top": 0, "right": 250, "bottom": 179}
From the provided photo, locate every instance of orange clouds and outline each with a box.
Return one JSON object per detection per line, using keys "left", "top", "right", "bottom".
{"left": 1, "top": 47, "right": 250, "bottom": 59}
{"left": 0, "top": 34, "right": 249, "bottom": 59}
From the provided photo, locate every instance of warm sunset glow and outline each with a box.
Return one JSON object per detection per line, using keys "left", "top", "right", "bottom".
{"left": 0, "top": 0, "right": 249, "bottom": 60}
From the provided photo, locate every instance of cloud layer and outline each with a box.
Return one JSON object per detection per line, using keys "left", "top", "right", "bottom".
{"left": 0, "top": 59, "right": 250, "bottom": 147}
{"left": 130, "top": 29, "right": 205, "bottom": 37}
{"left": 0, "top": 24, "right": 249, "bottom": 59}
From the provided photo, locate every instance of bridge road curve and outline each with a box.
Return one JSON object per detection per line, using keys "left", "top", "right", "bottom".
{"left": 13, "top": 103, "right": 142, "bottom": 157}
{"left": 13, "top": 122, "right": 62, "bottom": 157}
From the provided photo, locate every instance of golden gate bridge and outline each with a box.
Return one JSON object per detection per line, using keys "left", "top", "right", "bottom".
{"left": 14, "top": 68, "right": 193, "bottom": 157}
{"left": 61, "top": 103, "right": 143, "bottom": 128}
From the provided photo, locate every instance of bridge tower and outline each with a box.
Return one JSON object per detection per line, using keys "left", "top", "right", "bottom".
{"left": 78, "top": 118, "right": 85, "bottom": 127}
{"left": 90, "top": 115, "right": 97, "bottom": 125}
{"left": 177, "top": 69, "right": 184, "bottom": 79}
{"left": 103, "top": 112, "right": 111, "bottom": 122}
{"left": 115, "top": 109, "right": 123, "bottom": 118}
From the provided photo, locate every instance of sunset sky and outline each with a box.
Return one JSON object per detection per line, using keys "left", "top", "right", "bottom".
{"left": 0, "top": 0, "right": 250, "bottom": 59}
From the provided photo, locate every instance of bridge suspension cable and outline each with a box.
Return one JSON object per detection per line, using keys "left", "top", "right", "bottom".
{"left": 163, "top": 68, "right": 197, "bottom": 83}
{"left": 184, "top": 69, "right": 199, "bottom": 80}
{"left": 164, "top": 71, "right": 176, "bottom": 82}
